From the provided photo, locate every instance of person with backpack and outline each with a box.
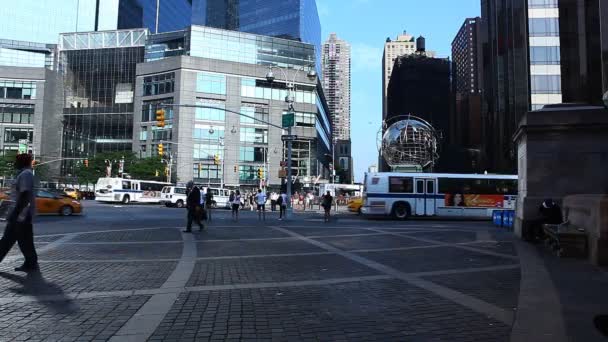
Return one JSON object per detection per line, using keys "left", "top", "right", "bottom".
{"left": 321, "top": 191, "right": 333, "bottom": 223}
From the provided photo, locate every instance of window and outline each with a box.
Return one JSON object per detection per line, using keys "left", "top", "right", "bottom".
{"left": 531, "top": 75, "right": 561, "bottom": 94}
{"left": 529, "top": 18, "right": 560, "bottom": 36}
{"left": 3, "top": 128, "right": 31, "bottom": 143}
{"left": 139, "top": 130, "right": 148, "bottom": 141}
{"left": 196, "top": 99, "right": 225, "bottom": 121}
{"left": 239, "top": 165, "right": 259, "bottom": 182}
{"left": 291, "top": 111, "right": 315, "bottom": 127}
{"left": 239, "top": 146, "right": 266, "bottom": 162}
{"left": 530, "top": 46, "right": 561, "bottom": 65}
{"left": 240, "top": 78, "right": 315, "bottom": 104}
{"left": 143, "top": 72, "right": 175, "bottom": 96}
{"left": 193, "top": 143, "right": 223, "bottom": 161}
{"left": 141, "top": 182, "right": 165, "bottom": 192}
{"left": 175, "top": 188, "right": 187, "bottom": 195}
{"left": 193, "top": 164, "right": 221, "bottom": 180}
{"left": 142, "top": 98, "right": 173, "bottom": 122}
{"left": 528, "top": 0, "right": 558, "bottom": 8}
{"left": 389, "top": 177, "right": 413, "bottom": 193}
{"left": 0, "top": 105, "right": 33, "bottom": 124}
{"left": 193, "top": 125, "right": 224, "bottom": 140}
{"left": 438, "top": 178, "right": 518, "bottom": 195}
{"left": 241, "top": 105, "right": 269, "bottom": 124}
{"left": 0, "top": 80, "right": 36, "bottom": 100}
{"left": 197, "top": 73, "right": 226, "bottom": 94}
{"left": 240, "top": 127, "right": 268, "bottom": 144}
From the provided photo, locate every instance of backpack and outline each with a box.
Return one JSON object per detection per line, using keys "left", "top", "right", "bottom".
{"left": 229, "top": 193, "right": 235, "bottom": 202}
{"left": 277, "top": 195, "right": 284, "bottom": 206}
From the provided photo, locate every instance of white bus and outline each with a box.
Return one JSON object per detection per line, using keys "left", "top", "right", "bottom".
{"left": 95, "top": 178, "right": 171, "bottom": 204}
{"left": 361, "top": 172, "right": 517, "bottom": 219}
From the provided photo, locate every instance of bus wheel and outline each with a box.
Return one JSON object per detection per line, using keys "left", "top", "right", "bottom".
{"left": 122, "top": 195, "right": 130, "bottom": 204}
{"left": 176, "top": 200, "right": 184, "bottom": 208}
{"left": 392, "top": 203, "right": 410, "bottom": 220}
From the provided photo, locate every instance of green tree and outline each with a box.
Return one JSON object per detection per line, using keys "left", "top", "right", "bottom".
{"left": 128, "top": 157, "right": 166, "bottom": 181}
{"left": 71, "top": 152, "right": 168, "bottom": 186}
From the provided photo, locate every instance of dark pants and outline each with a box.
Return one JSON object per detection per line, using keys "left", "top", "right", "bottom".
{"left": 0, "top": 220, "right": 38, "bottom": 266}
{"left": 271, "top": 200, "right": 276, "bottom": 211}
{"left": 187, "top": 207, "right": 203, "bottom": 231}
{"left": 279, "top": 205, "right": 286, "bottom": 219}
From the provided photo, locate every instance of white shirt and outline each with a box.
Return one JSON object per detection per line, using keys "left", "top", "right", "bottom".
{"left": 255, "top": 193, "right": 267, "bottom": 205}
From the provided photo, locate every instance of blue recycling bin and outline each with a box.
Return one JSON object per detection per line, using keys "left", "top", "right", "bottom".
{"left": 492, "top": 210, "right": 504, "bottom": 226}
{"left": 504, "top": 210, "right": 515, "bottom": 228}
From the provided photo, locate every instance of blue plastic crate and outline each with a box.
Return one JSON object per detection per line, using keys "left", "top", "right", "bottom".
{"left": 492, "top": 210, "right": 504, "bottom": 226}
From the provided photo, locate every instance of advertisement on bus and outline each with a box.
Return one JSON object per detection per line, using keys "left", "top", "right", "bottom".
{"left": 444, "top": 194, "right": 505, "bottom": 208}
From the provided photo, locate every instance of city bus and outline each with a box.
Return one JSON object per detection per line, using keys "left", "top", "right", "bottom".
{"left": 361, "top": 172, "right": 517, "bottom": 219}
{"left": 95, "top": 177, "right": 171, "bottom": 204}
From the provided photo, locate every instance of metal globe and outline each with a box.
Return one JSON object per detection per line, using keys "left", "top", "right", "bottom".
{"left": 381, "top": 115, "right": 439, "bottom": 168}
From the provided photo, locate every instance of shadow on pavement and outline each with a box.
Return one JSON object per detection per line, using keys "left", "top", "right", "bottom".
{"left": 0, "top": 271, "right": 79, "bottom": 314}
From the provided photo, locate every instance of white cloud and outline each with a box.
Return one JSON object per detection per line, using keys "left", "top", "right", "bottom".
{"left": 351, "top": 43, "right": 383, "bottom": 72}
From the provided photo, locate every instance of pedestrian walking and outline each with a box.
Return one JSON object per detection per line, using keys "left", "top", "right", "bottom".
{"left": 321, "top": 191, "right": 333, "bottom": 223}
{"left": 307, "top": 192, "right": 314, "bottom": 210}
{"left": 278, "top": 190, "right": 288, "bottom": 220}
{"left": 249, "top": 193, "right": 255, "bottom": 211}
{"left": 184, "top": 181, "right": 204, "bottom": 232}
{"left": 0, "top": 154, "right": 39, "bottom": 272}
{"left": 205, "top": 188, "right": 213, "bottom": 222}
{"left": 232, "top": 190, "right": 241, "bottom": 221}
{"left": 255, "top": 189, "right": 267, "bottom": 221}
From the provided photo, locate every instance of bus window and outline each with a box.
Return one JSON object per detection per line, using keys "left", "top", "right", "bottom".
{"left": 389, "top": 177, "right": 413, "bottom": 193}
{"left": 122, "top": 181, "right": 131, "bottom": 189}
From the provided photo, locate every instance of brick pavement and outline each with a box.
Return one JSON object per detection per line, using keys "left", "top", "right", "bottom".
{"left": 0, "top": 212, "right": 567, "bottom": 341}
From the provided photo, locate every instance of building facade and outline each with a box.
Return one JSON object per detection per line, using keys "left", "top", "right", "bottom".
{"left": 385, "top": 54, "right": 451, "bottom": 172}
{"left": 191, "top": 0, "right": 322, "bottom": 69}
{"left": 481, "top": 0, "right": 563, "bottom": 172}
{"left": 133, "top": 26, "right": 333, "bottom": 189}
{"left": 382, "top": 32, "right": 436, "bottom": 120}
{"left": 322, "top": 33, "right": 352, "bottom": 183}
{"left": 0, "top": 0, "right": 193, "bottom": 44}
{"left": 451, "top": 17, "right": 483, "bottom": 172}
{"left": 0, "top": 40, "right": 56, "bottom": 161}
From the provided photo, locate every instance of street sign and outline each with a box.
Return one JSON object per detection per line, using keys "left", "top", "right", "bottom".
{"left": 18, "top": 140, "right": 28, "bottom": 154}
{"left": 278, "top": 169, "right": 287, "bottom": 178}
{"left": 281, "top": 135, "right": 298, "bottom": 142}
{"left": 282, "top": 112, "right": 295, "bottom": 128}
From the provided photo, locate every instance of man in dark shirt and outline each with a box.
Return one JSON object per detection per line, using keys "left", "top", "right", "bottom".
{"left": 185, "top": 181, "right": 203, "bottom": 232}
{"left": 0, "top": 154, "right": 38, "bottom": 272}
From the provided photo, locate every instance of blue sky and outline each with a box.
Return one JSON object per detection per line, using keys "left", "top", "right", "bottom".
{"left": 317, "top": 0, "right": 481, "bottom": 182}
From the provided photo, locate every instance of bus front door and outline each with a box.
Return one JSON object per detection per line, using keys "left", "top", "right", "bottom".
{"left": 414, "top": 179, "right": 425, "bottom": 216}
{"left": 425, "top": 179, "right": 436, "bottom": 216}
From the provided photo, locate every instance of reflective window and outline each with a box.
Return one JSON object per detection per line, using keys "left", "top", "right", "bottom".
{"left": 240, "top": 127, "right": 268, "bottom": 144}
{"left": 239, "top": 146, "right": 267, "bottom": 162}
{"left": 193, "top": 143, "right": 223, "bottom": 161}
{"left": 241, "top": 78, "right": 315, "bottom": 104}
{"left": 193, "top": 125, "right": 225, "bottom": 140}
{"left": 531, "top": 75, "right": 562, "bottom": 94}
{"left": 528, "top": 0, "right": 558, "bottom": 8}
{"left": 240, "top": 105, "right": 269, "bottom": 124}
{"left": 530, "top": 46, "right": 561, "bottom": 65}
{"left": 389, "top": 177, "right": 414, "bottom": 193}
{"left": 141, "top": 98, "right": 173, "bottom": 122}
{"left": 197, "top": 73, "right": 226, "bottom": 94}
{"left": 0, "top": 104, "right": 34, "bottom": 124}
{"left": 0, "top": 80, "right": 37, "bottom": 100}
{"left": 196, "top": 99, "right": 225, "bottom": 121}
{"left": 3, "top": 128, "right": 32, "bottom": 143}
{"left": 239, "top": 165, "right": 259, "bottom": 182}
{"left": 529, "top": 18, "right": 560, "bottom": 37}
{"left": 193, "top": 164, "right": 222, "bottom": 180}
{"left": 143, "top": 72, "right": 175, "bottom": 96}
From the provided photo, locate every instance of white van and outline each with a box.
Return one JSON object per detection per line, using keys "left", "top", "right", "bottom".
{"left": 202, "top": 187, "right": 231, "bottom": 209}
{"left": 160, "top": 186, "right": 187, "bottom": 208}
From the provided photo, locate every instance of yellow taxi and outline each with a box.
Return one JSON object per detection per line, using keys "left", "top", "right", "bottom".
{"left": 0, "top": 189, "right": 82, "bottom": 216}
{"left": 63, "top": 188, "right": 81, "bottom": 200}
{"left": 347, "top": 197, "right": 363, "bottom": 213}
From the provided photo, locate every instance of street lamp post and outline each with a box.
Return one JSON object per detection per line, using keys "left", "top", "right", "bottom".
{"left": 265, "top": 64, "right": 316, "bottom": 216}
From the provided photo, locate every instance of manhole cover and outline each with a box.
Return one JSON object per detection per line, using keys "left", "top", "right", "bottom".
{"left": 594, "top": 315, "right": 608, "bottom": 337}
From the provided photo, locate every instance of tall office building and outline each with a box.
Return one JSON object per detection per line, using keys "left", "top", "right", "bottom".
{"left": 481, "top": 0, "right": 563, "bottom": 172}
{"left": 382, "top": 32, "right": 436, "bottom": 120}
{"left": 322, "top": 33, "right": 352, "bottom": 183}
{"left": 191, "top": 0, "right": 322, "bottom": 69}
{"left": 0, "top": 0, "right": 193, "bottom": 44}
{"left": 451, "top": 17, "right": 483, "bottom": 172}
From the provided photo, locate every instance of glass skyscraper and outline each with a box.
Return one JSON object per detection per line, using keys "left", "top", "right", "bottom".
{"left": 192, "top": 0, "right": 322, "bottom": 68}
{"left": 0, "top": 0, "right": 192, "bottom": 44}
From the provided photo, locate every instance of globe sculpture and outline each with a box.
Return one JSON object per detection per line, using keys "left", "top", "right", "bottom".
{"left": 380, "top": 115, "right": 440, "bottom": 169}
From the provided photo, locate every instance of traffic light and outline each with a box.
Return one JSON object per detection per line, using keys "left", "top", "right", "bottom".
{"left": 198, "top": 163, "right": 202, "bottom": 172}
{"left": 84, "top": 159, "right": 89, "bottom": 168}
{"left": 257, "top": 168, "right": 264, "bottom": 179}
{"left": 213, "top": 154, "right": 220, "bottom": 165}
{"left": 158, "top": 143, "right": 164, "bottom": 156}
{"left": 155, "top": 170, "right": 159, "bottom": 177}
{"left": 233, "top": 165, "right": 237, "bottom": 173}
{"left": 155, "top": 109, "right": 165, "bottom": 128}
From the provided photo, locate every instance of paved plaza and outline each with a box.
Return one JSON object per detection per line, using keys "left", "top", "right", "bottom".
{"left": 0, "top": 202, "right": 606, "bottom": 341}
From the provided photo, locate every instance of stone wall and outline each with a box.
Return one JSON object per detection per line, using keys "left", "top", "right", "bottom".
{"left": 562, "top": 195, "right": 608, "bottom": 265}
